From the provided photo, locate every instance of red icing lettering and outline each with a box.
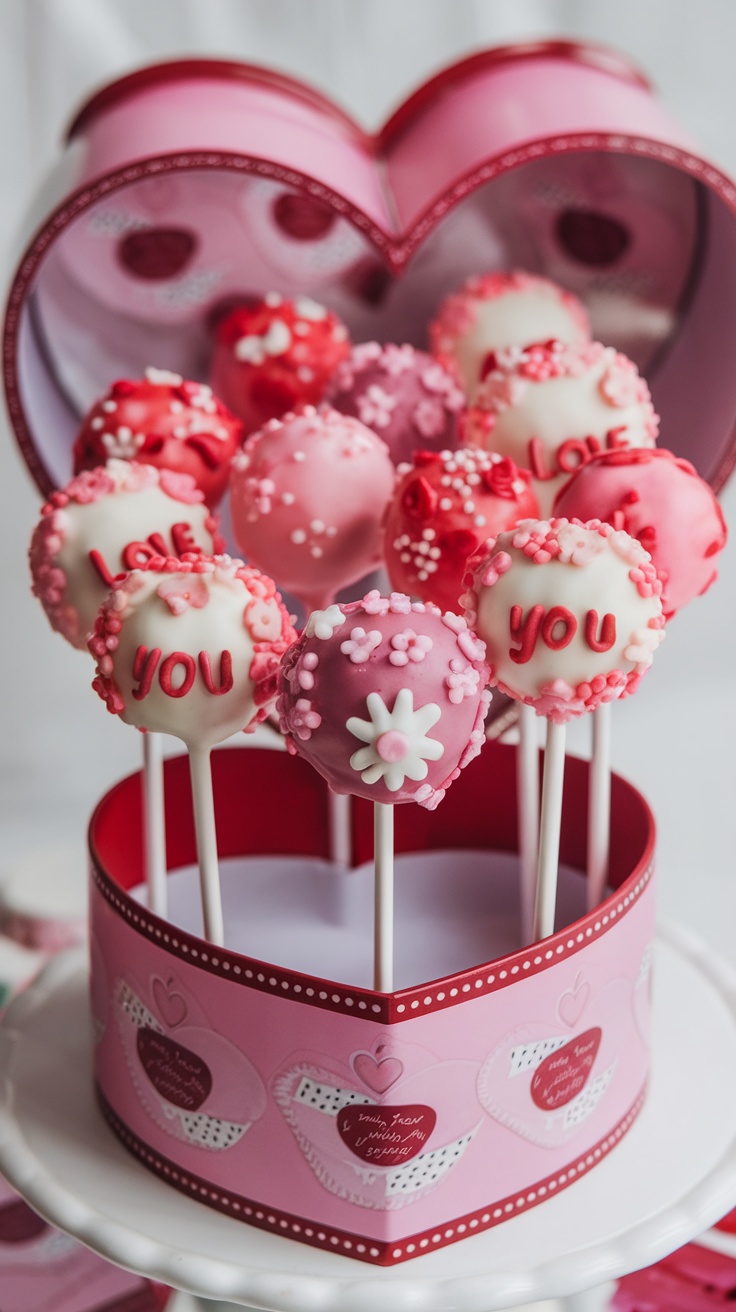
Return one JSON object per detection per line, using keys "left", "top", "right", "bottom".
{"left": 509, "top": 604, "right": 545, "bottom": 664}
{"left": 88, "top": 549, "right": 124, "bottom": 588}
{"left": 606, "top": 426, "right": 629, "bottom": 449}
{"left": 541, "top": 605, "right": 577, "bottom": 650}
{"left": 585, "top": 610, "right": 616, "bottom": 652}
{"left": 171, "top": 522, "right": 200, "bottom": 556}
{"left": 528, "top": 437, "right": 555, "bottom": 481}
{"left": 557, "top": 439, "right": 591, "bottom": 474}
{"left": 132, "top": 646, "right": 162, "bottom": 701}
{"left": 198, "top": 650, "right": 233, "bottom": 695}
{"left": 123, "top": 539, "right": 161, "bottom": 570}
{"left": 159, "top": 652, "right": 196, "bottom": 698}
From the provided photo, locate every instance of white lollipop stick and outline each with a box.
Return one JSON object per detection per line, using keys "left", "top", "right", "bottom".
{"left": 328, "top": 789, "right": 352, "bottom": 868}
{"left": 517, "top": 703, "right": 540, "bottom": 943}
{"left": 374, "top": 802, "right": 394, "bottom": 992}
{"left": 587, "top": 702, "right": 612, "bottom": 911}
{"left": 533, "top": 719, "right": 566, "bottom": 942}
{"left": 188, "top": 745, "right": 225, "bottom": 947}
{"left": 142, "top": 732, "right": 167, "bottom": 918}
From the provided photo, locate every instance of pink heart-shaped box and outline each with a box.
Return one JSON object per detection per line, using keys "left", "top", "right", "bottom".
{"left": 4, "top": 40, "right": 736, "bottom": 498}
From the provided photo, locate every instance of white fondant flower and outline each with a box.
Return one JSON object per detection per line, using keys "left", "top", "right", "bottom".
{"left": 305, "top": 604, "right": 345, "bottom": 639}
{"left": 101, "top": 426, "right": 145, "bottom": 459}
{"left": 357, "top": 384, "right": 398, "bottom": 430}
{"left": 347, "top": 689, "right": 444, "bottom": 792}
{"left": 624, "top": 624, "right": 664, "bottom": 667}
{"left": 145, "top": 366, "right": 184, "bottom": 387}
{"left": 556, "top": 521, "right": 607, "bottom": 567}
{"left": 235, "top": 320, "right": 291, "bottom": 364}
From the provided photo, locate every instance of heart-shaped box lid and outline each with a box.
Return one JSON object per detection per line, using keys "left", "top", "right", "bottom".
{"left": 4, "top": 40, "right": 736, "bottom": 497}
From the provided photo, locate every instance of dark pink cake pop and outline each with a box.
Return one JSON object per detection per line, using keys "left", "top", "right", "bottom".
{"left": 73, "top": 367, "right": 242, "bottom": 509}
{"left": 325, "top": 342, "right": 465, "bottom": 466}
{"left": 210, "top": 293, "right": 350, "bottom": 434}
{"left": 277, "top": 590, "right": 490, "bottom": 809}
{"left": 553, "top": 448, "right": 727, "bottom": 618}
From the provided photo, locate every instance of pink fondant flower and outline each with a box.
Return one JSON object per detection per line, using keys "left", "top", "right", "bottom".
{"left": 156, "top": 574, "right": 210, "bottom": 615}
{"left": 445, "top": 658, "right": 481, "bottom": 704}
{"left": 357, "top": 384, "right": 397, "bottom": 430}
{"left": 287, "top": 697, "right": 322, "bottom": 741}
{"left": 389, "top": 629, "right": 433, "bottom": 666}
{"left": 246, "top": 596, "right": 283, "bottom": 642}
{"left": 340, "top": 627, "right": 382, "bottom": 663}
{"left": 414, "top": 398, "right": 445, "bottom": 440}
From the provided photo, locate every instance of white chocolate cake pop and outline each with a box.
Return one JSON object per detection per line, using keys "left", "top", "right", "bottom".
{"left": 461, "top": 339, "right": 659, "bottom": 515}
{"left": 429, "top": 270, "right": 590, "bottom": 400}
{"left": 89, "top": 555, "right": 296, "bottom": 749}
{"left": 464, "top": 518, "right": 665, "bottom": 723}
{"left": 229, "top": 405, "right": 396, "bottom": 612}
{"left": 29, "top": 460, "right": 222, "bottom": 649}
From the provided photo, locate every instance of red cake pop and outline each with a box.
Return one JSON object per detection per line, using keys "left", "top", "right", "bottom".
{"left": 325, "top": 342, "right": 465, "bottom": 466}
{"left": 229, "top": 405, "right": 395, "bottom": 613}
{"left": 29, "top": 459, "right": 222, "bottom": 649}
{"left": 553, "top": 447, "right": 727, "bottom": 619}
{"left": 429, "top": 270, "right": 590, "bottom": 400}
{"left": 73, "top": 368, "right": 242, "bottom": 509}
{"left": 210, "top": 293, "right": 350, "bottom": 434}
{"left": 384, "top": 448, "right": 538, "bottom": 613}
{"left": 278, "top": 590, "right": 490, "bottom": 809}
{"left": 461, "top": 339, "right": 659, "bottom": 516}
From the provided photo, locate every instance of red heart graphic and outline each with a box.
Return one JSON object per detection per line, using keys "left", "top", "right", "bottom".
{"left": 530, "top": 1027, "right": 601, "bottom": 1111}
{"left": 337, "top": 1104, "right": 436, "bottom": 1167}
{"left": 137, "top": 1026, "right": 212, "bottom": 1111}
{"left": 352, "top": 1052, "right": 403, "bottom": 1093}
{"left": 151, "top": 977, "right": 187, "bottom": 1028}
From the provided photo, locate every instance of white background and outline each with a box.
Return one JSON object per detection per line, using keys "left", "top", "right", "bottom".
{"left": 0, "top": 2, "right": 734, "bottom": 956}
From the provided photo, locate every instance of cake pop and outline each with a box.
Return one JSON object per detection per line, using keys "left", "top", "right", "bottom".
{"left": 429, "top": 270, "right": 590, "bottom": 400}
{"left": 210, "top": 293, "right": 350, "bottom": 434}
{"left": 29, "top": 459, "right": 222, "bottom": 649}
{"left": 462, "top": 339, "right": 659, "bottom": 515}
{"left": 325, "top": 342, "right": 465, "bottom": 466}
{"left": 73, "top": 368, "right": 242, "bottom": 509}
{"left": 553, "top": 447, "right": 727, "bottom": 619}
{"left": 384, "top": 448, "right": 538, "bottom": 613}
{"left": 230, "top": 405, "right": 396, "bottom": 613}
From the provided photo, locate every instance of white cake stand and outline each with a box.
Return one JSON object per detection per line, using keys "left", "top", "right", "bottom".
{"left": 1, "top": 922, "right": 736, "bottom": 1312}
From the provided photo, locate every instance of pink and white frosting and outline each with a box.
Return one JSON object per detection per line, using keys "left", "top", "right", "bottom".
{"left": 210, "top": 294, "right": 351, "bottom": 436}
{"left": 230, "top": 405, "right": 396, "bottom": 612}
{"left": 89, "top": 554, "right": 296, "bottom": 749}
{"left": 277, "top": 591, "right": 490, "bottom": 808}
{"left": 553, "top": 447, "right": 727, "bottom": 619}
{"left": 429, "top": 270, "right": 591, "bottom": 401}
{"left": 29, "top": 459, "right": 222, "bottom": 649}
{"left": 73, "top": 368, "right": 243, "bottom": 509}
{"left": 461, "top": 338, "right": 659, "bottom": 515}
{"left": 325, "top": 341, "right": 465, "bottom": 467}
{"left": 384, "top": 447, "right": 538, "bottom": 614}
{"left": 463, "top": 518, "right": 665, "bottom": 723}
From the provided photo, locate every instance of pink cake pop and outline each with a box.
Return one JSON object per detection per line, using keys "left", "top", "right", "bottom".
{"left": 384, "top": 448, "right": 538, "bottom": 613}
{"left": 553, "top": 447, "right": 727, "bottom": 619}
{"left": 278, "top": 590, "right": 490, "bottom": 809}
{"left": 464, "top": 517, "right": 665, "bottom": 722}
{"left": 73, "top": 367, "right": 242, "bottom": 509}
{"left": 461, "top": 338, "right": 659, "bottom": 516}
{"left": 29, "top": 460, "right": 222, "bottom": 649}
{"left": 324, "top": 342, "right": 465, "bottom": 466}
{"left": 429, "top": 270, "right": 590, "bottom": 400}
{"left": 230, "top": 405, "right": 396, "bottom": 613}
{"left": 210, "top": 293, "right": 350, "bottom": 434}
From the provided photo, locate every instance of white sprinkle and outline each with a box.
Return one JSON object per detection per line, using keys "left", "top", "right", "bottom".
{"left": 281, "top": 492, "right": 295, "bottom": 505}
{"left": 290, "top": 529, "right": 307, "bottom": 545}
{"left": 169, "top": 400, "right": 184, "bottom": 414}
{"left": 439, "top": 497, "right": 453, "bottom": 511}
{"left": 265, "top": 291, "right": 283, "bottom": 307}
{"left": 310, "top": 519, "right": 325, "bottom": 534}
{"left": 293, "top": 450, "right": 306, "bottom": 462}
{"left": 422, "top": 528, "right": 436, "bottom": 541}
{"left": 173, "top": 426, "right": 187, "bottom": 439}
{"left": 91, "top": 416, "right": 104, "bottom": 430}
{"left": 102, "top": 400, "right": 117, "bottom": 413}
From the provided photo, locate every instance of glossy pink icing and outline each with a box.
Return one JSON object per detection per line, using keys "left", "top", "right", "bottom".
{"left": 277, "top": 591, "right": 490, "bottom": 808}
{"left": 325, "top": 342, "right": 464, "bottom": 467}
{"left": 89, "top": 553, "right": 296, "bottom": 748}
{"left": 464, "top": 517, "right": 665, "bottom": 723}
{"left": 230, "top": 405, "right": 396, "bottom": 611}
{"left": 29, "top": 459, "right": 222, "bottom": 649}
{"left": 553, "top": 447, "right": 728, "bottom": 618}
{"left": 429, "top": 270, "right": 590, "bottom": 399}
{"left": 384, "top": 447, "right": 538, "bottom": 613}
{"left": 210, "top": 294, "right": 351, "bottom": 435}
{"left": 461, "top": 339, "right": 659, "bottom": 515}
{"left": 73, "top": 367, "right": 243, "bottom": 509}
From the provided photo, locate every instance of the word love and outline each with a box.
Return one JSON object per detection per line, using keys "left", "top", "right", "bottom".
{"left": 528, "top": 427, "right": 629, "bottom": 482}
{"left": 89, "top": 523, "right": 201, "bottom": 587}
{"left": 132, "top": 646, "right": 233, "bottom": 700}
{"left": 509, "top": 605, "right": 616, "bottom": 664}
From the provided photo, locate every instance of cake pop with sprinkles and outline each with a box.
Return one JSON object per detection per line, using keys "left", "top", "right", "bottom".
{"left": 210, "top": 293, "right": 350, "bottom": 435}
{"left": 29, "top": 459, "right": 222, "bottom": 649}
{"left": 461, "top": 338, "right": 659, "bottom": 516}
{"left": 429, "top": 270, "right": 590, "bottom": 401}
{"left": 384, "top": 447, "right": 538, "bottom": 613}
{"left": 325, "top": 341, "right": 465, "bottom": 467}
{"left": 553, "top": 447, "right": 727, "bottom": 619}
{"left": 73, "top": 367, "right": 242, "bottom": 509}
{"left": 277, "top": 590, "right": 490, "bottom": 809}
{"left": 230, "top": 405, "right": 396, "bottom": 613}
